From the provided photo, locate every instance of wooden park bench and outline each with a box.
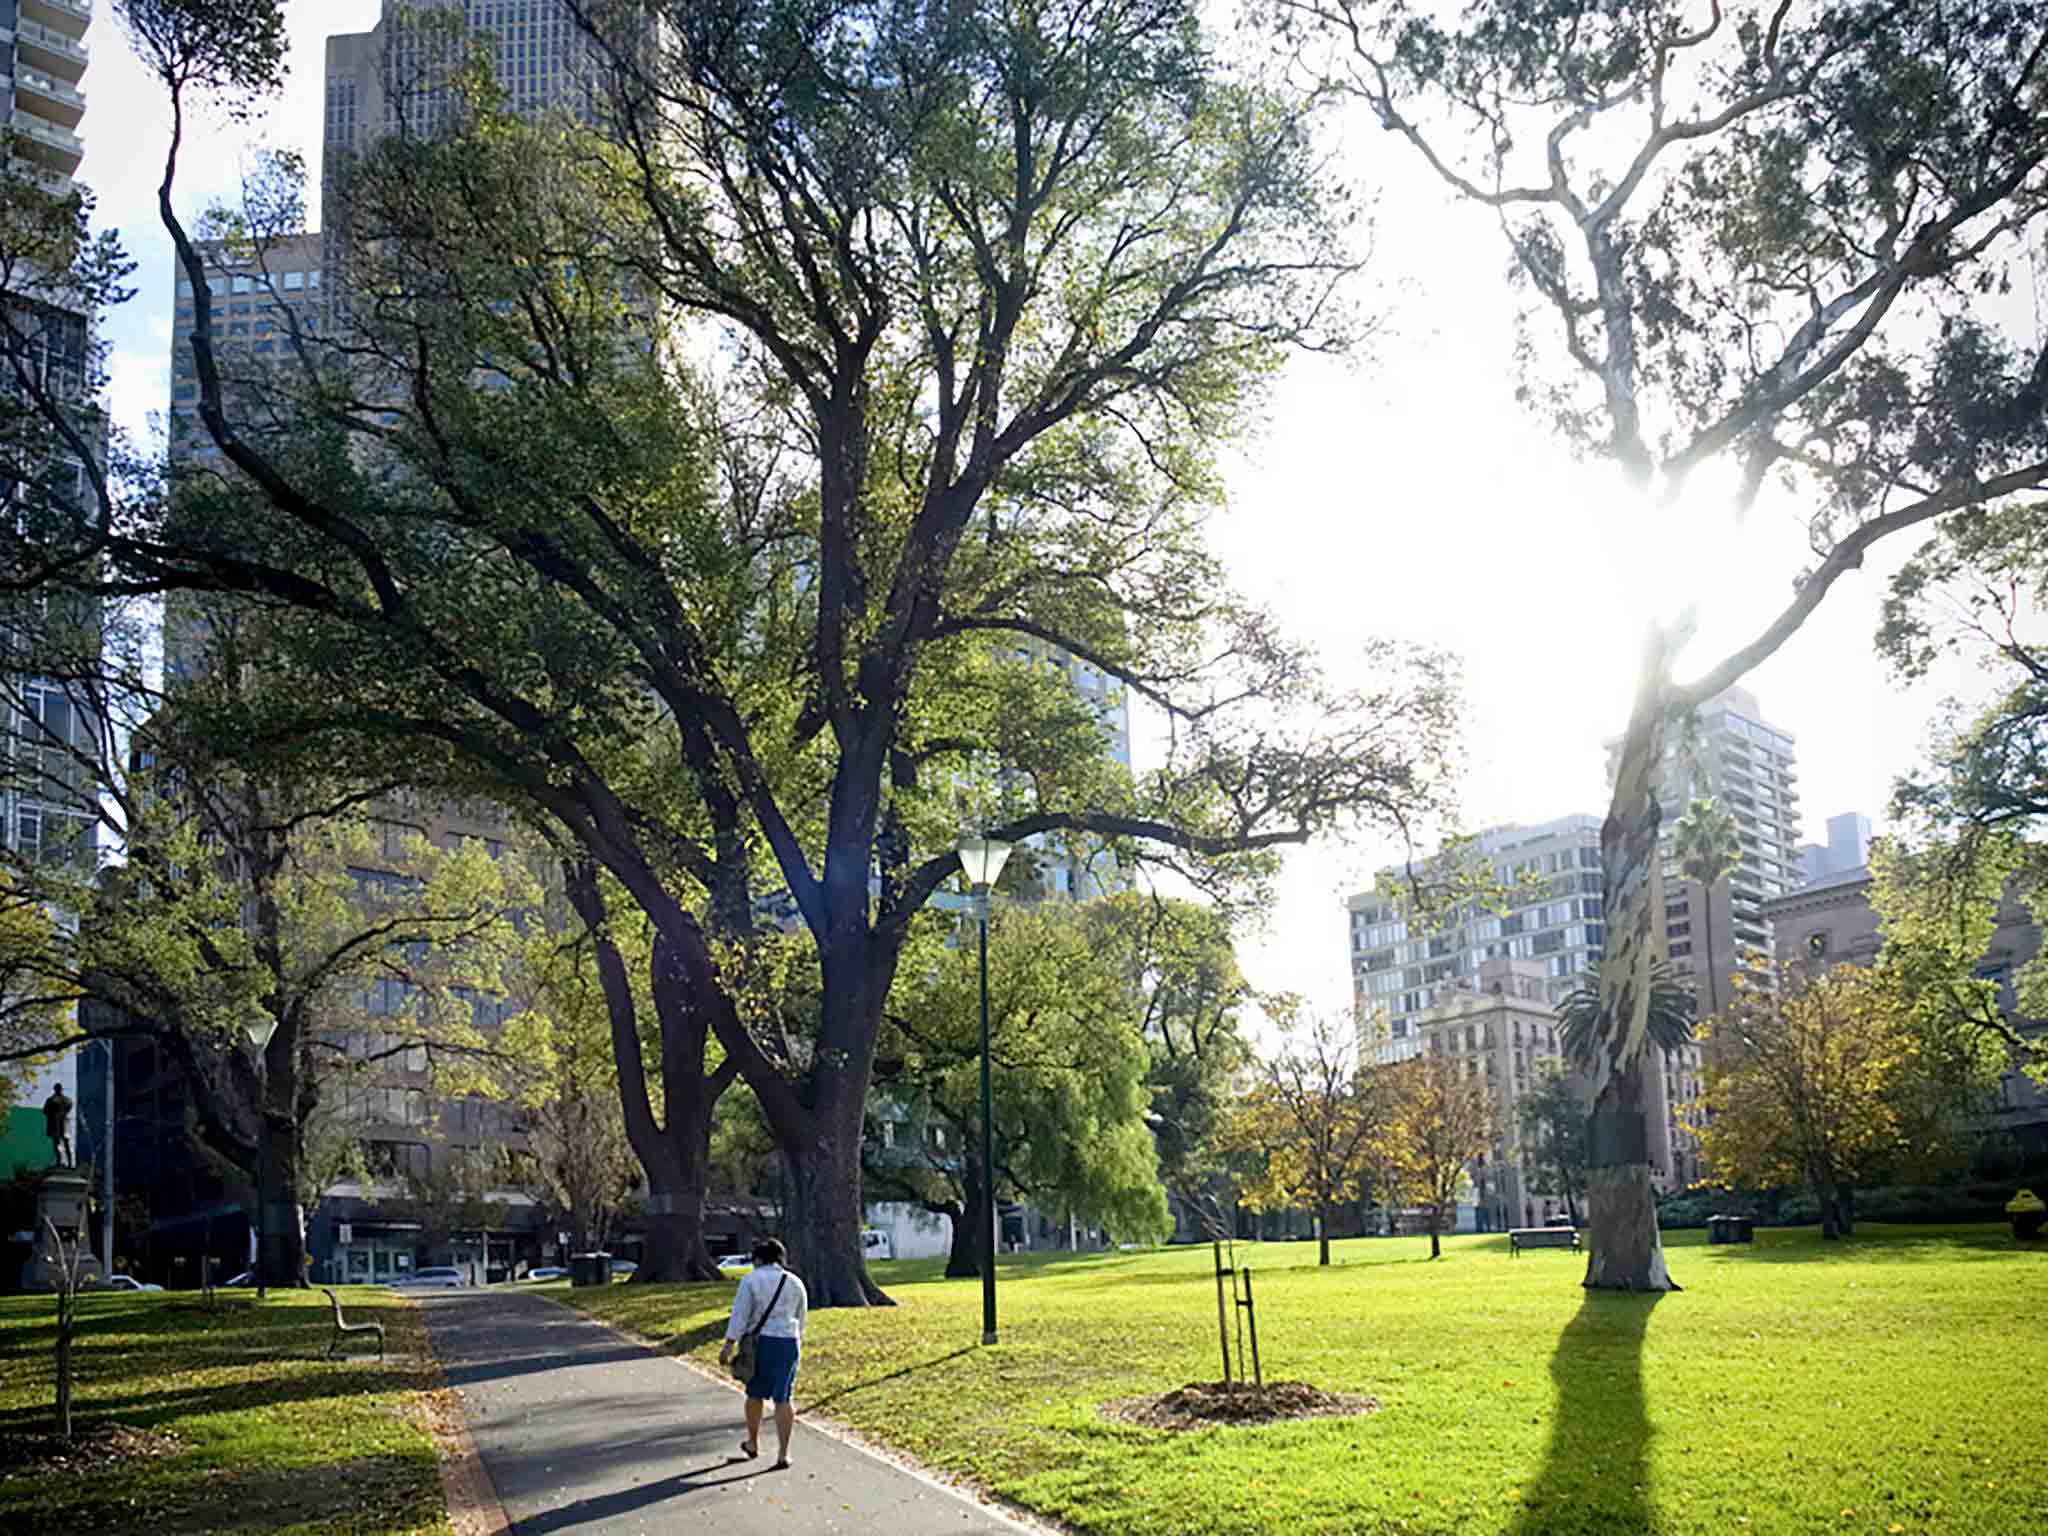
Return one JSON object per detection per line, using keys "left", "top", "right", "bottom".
{"left": 1509, "top": 1226, "right": 1582, "bottom": 1257}
{"left": 321, "top": 1286, "right": 385, "bottom": 1360}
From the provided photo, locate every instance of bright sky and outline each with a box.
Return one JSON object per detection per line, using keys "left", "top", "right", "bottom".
{"left": 81, "top": 4, "right": 1997, "bottom": 1017}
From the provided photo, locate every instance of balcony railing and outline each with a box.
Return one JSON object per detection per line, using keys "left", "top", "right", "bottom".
{"left": 15, "top": 64, "right": 87, "bottom": 127}
{"left": 13, "top": 17, "right": 92, "bottom": 80}
{"left": 23, "top": 0, "right": 94, "bottom": 39}
{"left": 11, "top": 106, "right": 85, "bottom": 174}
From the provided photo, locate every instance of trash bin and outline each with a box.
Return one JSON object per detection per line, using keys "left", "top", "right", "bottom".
{"left": 1708, "top": 1215, "right": 1754, "bottom": 1245}
{"left": 570, "top": 1251, "right": 612, "bottom": 1287}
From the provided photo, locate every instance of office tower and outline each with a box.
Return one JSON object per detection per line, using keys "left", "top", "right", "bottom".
{"left": 164, "top": 232, "right": 323, "bottom": 480}
{"left": 136, "top": 10, "right": 583, "bottom": 1286}
{"left": 1798, "top": 810, "right": 1871, "bottom": 888}
{"left": 322, "top": 0, "right": 598, "bottom": 224}
{"left": 1348, "top": 814, "right": 1606, "bottom": 1040}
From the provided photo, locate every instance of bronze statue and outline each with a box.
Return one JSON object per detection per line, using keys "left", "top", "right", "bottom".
{"left": 43, "top": 1085, "right": 74, "bottom": 1166}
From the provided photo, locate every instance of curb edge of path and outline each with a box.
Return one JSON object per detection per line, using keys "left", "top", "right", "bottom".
{"left": 538, "top": 1289, "right": 1075, "bottom": 1536}
{"left": 410, "top": 1296, "right": 513, "bottom": 1536}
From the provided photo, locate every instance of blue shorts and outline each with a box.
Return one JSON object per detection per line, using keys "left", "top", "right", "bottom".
{"left": 747, "top": 1334, "right": 801, "bottom": 1403}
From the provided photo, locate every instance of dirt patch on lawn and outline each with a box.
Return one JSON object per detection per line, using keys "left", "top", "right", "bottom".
{"left": 0, "top": 1422, "right": 183, "bottom": 1480}
{"left": 1102, "top": 1380, "right": 1379, "bottom": 1432}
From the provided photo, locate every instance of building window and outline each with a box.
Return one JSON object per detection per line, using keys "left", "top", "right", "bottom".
{"left": 284, "top": 270, "right": 305, "bottom": 290}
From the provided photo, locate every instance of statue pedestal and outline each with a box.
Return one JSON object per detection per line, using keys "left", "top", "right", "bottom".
{"left": 20, "top": 1169, "right": 104, "bottom": 1293}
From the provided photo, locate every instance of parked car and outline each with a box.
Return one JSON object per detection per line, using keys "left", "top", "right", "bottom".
{"left": 608, "top": 1258, "right": 638, "bottom": 1279}
{"left": 524, "top": 1266, "right": 567, "bottom": 1282}
{"left": 714, "top": 1253, "right": 754, "bottom": 1271}
{"left": 393, "top": 1266, "right": 468, "bottom": 1288}
{"left": 101, "top": 1275, "right": 163, "bottom": 1292}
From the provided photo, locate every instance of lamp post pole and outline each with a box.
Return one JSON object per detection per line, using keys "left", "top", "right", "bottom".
{"left": 243, "top": 1010, "right": 279, "bottom": 1300}
{"left": 954, "top": 835, "right": 1011, "bottom": 1349}
{"left": 95, "top": 1039, "right": 114, "bottom": 1275}
{"left": 978, "top": 894, "right": 997, "bottom": 1346}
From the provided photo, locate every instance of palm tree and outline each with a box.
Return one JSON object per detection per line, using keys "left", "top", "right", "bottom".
{"left": 1671, "top": 797, "right": 1743, "bottom": 1021}
{"left": 1557, "top": 960, "right": 1698, "bottom": 1068}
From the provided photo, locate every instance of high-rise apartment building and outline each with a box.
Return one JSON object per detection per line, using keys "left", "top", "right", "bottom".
{"left": 3, "top": 0, "right": 89, "bottom": 200}
{"left": 1349, "top": 811, "right": 1703, "bottom": 1192}
{"left": 4, "top": 0, "right": 95, "bottom": 864}
{"left": 1630, "top": 686, "right": 1804, "bottom": 1010}
{"left": 2, "top": 0, "right": 105, "bottom": 1212}
{"left": 1348, "top": 814, "right": 1606, "bottom": 1039}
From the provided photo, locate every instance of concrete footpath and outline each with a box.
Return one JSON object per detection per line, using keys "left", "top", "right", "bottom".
{"left": 421, "top": 1288, "right": 1027, "bottom": 1535}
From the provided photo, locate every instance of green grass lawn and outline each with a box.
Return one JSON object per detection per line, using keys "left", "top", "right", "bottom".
{"left": 0, "top": 1286, "right": 447, "bottom": 1536}
{"left": 562, "top": 1225, "right": 2048, "bottom": 1536}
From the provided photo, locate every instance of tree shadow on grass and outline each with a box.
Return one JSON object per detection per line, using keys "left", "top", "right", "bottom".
{"left": 0, "top": 1364, "right": 426, "bottom": 1436}
{"left": 802, "top": 1346, "right": 976, "bottom": 1414}
{"left": 0, "top": 1449, "right": 441, "bottom": 1536}
{"left": 1513, "top": 1291, "right": 1663, "bottom": 1536}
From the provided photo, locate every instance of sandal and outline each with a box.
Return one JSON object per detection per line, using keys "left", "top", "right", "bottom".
{"left": 739, "top": 1440, "right": 759, "bottom": 1459}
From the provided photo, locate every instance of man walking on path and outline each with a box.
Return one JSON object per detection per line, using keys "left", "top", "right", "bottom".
{"left": 719, "top": 1237, "right": 809, "bottom": 1469}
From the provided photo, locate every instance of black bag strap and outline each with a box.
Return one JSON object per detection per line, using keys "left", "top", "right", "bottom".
{"left": 744, "top": 1272, "right": 790, "bottom": 1341}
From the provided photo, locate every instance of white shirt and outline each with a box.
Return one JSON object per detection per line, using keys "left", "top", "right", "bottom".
{"left": 725, "top": 1263, "right": 808, "bottom": 1342}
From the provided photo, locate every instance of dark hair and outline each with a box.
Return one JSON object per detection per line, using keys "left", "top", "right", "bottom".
{"left": 751, "top": 1237, "right": 787, "bottom": 1266}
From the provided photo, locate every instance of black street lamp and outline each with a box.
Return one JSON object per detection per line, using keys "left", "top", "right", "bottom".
{"left": 956, "top": 835, "right": 1012, "bottom": 1347}
{"left": 243, "top": 1008, "right": 279, "bottom": 1299}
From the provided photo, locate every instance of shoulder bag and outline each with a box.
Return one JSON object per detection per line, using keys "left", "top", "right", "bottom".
{"left": 730, "top": 1272, "right": 790, "bottom": 1383}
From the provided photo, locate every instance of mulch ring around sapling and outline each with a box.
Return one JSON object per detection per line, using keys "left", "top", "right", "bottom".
{"left": 0, "top": 1422, "right": 183, "bottom": 1481}
{"left": 1102, "top": 1380, "right": 1379, "bottom": 1433}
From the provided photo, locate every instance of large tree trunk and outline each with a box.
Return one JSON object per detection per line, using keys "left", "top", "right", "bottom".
{"left": 1814, "top": 1171, "right": 1854, "bottom": 1239}
{"left": 568, "top": 865, "right": 729, "bottom": 1283}
{"left": 639, "top": 1135, "right": 722, "bottom": 1282}
{"left": 1317, "top": 1202, "right": 1331, "bottom": 1266}
{"left": 1584, "top": 631, "right": 1681, "bottom": 1292}
{"left": 943, "top": 1156, "right": 982, "bottom": 1278}
{"left": 1584, "top": 1059, "right": 1677, "bottom": 1289}
{"left": 253, "top": 1020, "right": 307, "bottom": 1290}
{"left": 783, "top": 1138, "right": 884, "bottom": 1307}
{"left": 257, "top": 1116, "right": 307, "bottom": 1289}
{"left": 779, "top": 1043, "right": 886, "bottom": 1306}
{"left": 943, "top": 1199, "right": 978, "bottom": 1279}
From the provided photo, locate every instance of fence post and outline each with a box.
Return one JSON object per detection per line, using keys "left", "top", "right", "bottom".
{"left": 1212, "top": 1241, "right": 1233, "bottom": 1384}
{"left": 1242, "top": 1268, "right": 1262, "bottom": 1389}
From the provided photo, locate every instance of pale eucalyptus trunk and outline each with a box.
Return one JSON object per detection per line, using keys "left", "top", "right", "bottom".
{"left": 1584, "top": 635, "right": 1681, "bottom": 1292}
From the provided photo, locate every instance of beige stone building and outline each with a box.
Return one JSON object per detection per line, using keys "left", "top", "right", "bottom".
{"left": 1406, "top": 958, "right": 1574, "bottom": 1229}
{"left": 1761, "top": 854, "right": 2048, "bottom": 1158}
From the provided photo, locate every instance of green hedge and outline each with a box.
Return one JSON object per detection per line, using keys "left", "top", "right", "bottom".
{"left": 1659, "top": 1181, "right": 2034, "bottom": 1229}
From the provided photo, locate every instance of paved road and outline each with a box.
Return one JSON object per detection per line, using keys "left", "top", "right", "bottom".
{"left": 422, "top": 1289, "right": 1024, "bottom": 1536}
